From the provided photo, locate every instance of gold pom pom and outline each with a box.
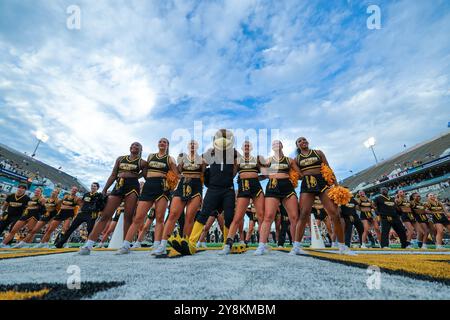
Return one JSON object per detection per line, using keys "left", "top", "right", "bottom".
{"left": 321, "top": 164, "right": 336, "bottom": 186}
{"left": 166, "top": 170, "right": 179, "bottom": 191}
{"left": 289, "top": 168, "right": 300, "bottom": 188}
{"left": 328, "top": 186, "right": 352, "bottom": 205}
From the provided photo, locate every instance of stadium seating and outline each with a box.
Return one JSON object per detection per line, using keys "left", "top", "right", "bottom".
{"left": 341, "top": 132, "right": 450, "bottom": 197}
{"left": 0, "top": 143, "right": 87, "bottom": 193}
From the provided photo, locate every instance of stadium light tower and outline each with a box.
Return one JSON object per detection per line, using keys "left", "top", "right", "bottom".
{"left": 31, "top": 131, "right": 49, "bottom": 158}
{"left": 364, "top": 137, "right": 378, "bottom": 164}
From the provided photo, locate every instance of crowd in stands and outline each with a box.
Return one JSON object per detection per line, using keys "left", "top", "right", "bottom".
{"left": 0, "top": 154, "right": 72, "bottom": 192}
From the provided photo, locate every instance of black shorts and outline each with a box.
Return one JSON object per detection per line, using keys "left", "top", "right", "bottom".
{"left": 172, "top": 177, "right": 203, "bottom": 202}
{"left": 237, "top": 177, "right": 263, "bottom": 198}
{"left": 312, "top": 208, "right": 327, "bottom": 221}
{"left": 401, "top": 212, "right": 416, "bottom": 223}
{"left": 54, "top": 209, "right": 75, "bottom": 221}
{"left": 432, "top": 214, "right": 449, "bottom": 226}
{"left": 39, "top": 210, "right": 57, "bottom": 222}
{"left": 360, "top": 211, "right": 375, "bottom": 221}
{"left": 139, "top": 177, "right": 170, "bottom": 202}
{"left": 300, "top": 174, "right": 329, "bottom": 194}
{"left": 265, "top": 178, "right": 296, "bottom": 199}
{"left": 197, "top": 187, "right": 234, "bottom": 225}
{"left": 110, "top": 178, "right": 140, "bottom": 198}
{"left": 19, "top": 209, "right": 41, "bottom": 222}
{"left": 415, "top": 213, "right": 429, "bottom": 224}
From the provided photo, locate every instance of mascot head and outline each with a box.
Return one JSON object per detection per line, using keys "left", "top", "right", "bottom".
{"left": 213, "top": 129, "right": 234, "bottom": 151}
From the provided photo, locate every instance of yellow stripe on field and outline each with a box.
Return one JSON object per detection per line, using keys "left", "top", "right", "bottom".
{"left": 306, "top": 251, "right": 450, "bottom": 280}
{"left": 0, "top": 288, "right": 50, "bottom": 300}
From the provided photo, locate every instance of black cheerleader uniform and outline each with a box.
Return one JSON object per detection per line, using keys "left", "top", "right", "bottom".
{"left": 0, "top": 193, "right": 30, "bottom": 234}
{"left": 297, "top": 150, "right": 329, "bottom": 194}
{"left": 340, "top": 197, "right": 364, "bottom": 247}
{"left": 426, "top": 201, "right": 449, "bottom": 226}
{"left": 173, "top": 153, "right": 203, "bottom": 202}
{"left": 110, "top": 156, "right": 142, "bottom": 198}
{"left": 357, "top": 197, "right": 375, "bottom": 221}
{"left": 265, "top": 156, "right": 296, "bottom": 199}
{"left": 411, "top": 201, "right": 429, "bottom": 224}
{"left": 396, "top": 197, "right": 415, "bottom": 223}
{"left": 55, "top": 192, "right": 103, "bottom": 247}
{"left": 19, "top": 196, "right": 44, "bottom": 222}
{"left": 39, "top": 198, "right": 58, "bottom": 222}
{"left": 236, "top": 155, "right": 263, "bottom": 198}
{"left": 312, "top": 197, "right": 327, "bottom": 221}
{"left": 54, "top": 194, "right": 78, "bottom": 221}
{"left": 140, "top": 153, "right": 171, "bottom": 202}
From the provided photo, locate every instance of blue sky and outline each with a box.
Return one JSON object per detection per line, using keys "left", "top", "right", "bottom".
{"left": 0, "top": 0, "right": 449, "bottom": 186}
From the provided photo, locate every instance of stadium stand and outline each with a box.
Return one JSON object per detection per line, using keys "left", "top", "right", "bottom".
{"left": 341, "top": 132, "right": 450, "bottom": 200}
{"left": 0, "top": 143, "right": 87, "bottom": 196}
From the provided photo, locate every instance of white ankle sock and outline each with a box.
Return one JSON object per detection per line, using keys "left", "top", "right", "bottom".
{"left": 153, "top": 241, "right": 160, "bottom": 247}
{"left": 123, "top": 240, "right": 131, "bottom": 248}
{"left": 161, "top": 240, "right": 167, "bottom": 248}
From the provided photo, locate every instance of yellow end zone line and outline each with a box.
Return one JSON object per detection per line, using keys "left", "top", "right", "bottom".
{"left": 304, "top": 250, "right": 450, "bottom": 284}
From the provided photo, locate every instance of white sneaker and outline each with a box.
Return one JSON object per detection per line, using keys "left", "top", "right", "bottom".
{"left": 78, "top": 247, "right": 91, "bottom": 255}
{"left": 405, "top": 245, "right": 413, "bottom": 249}
{"left": 361, "top": 243, "right": 369, "bottom": 249}
{"left": 151, "top": 245, "right": 167, "bottom": 256}
{"left": 0, "top": 243, "right": 8, "bottom": 248}
{"left": 254, "top": 245, "right": 267, "bottom": 256}
{"left": 239, "top": 241, "right": 245, "bottom": 245}
{"left": 218, "top": 245, "right": 231, "bottom": 255}
{"left": 331, "top": 242, "right": 339, "bottom": 248}
{"left": 115, "top": 246, "right": 130, "bottom": 255}
{"left": 436, "top": 245, "right": 444, "bottom": 250}
{"left": 63, "top": 243, "right": 70, "bottom": 248}
{"left": 289, "top": 246, "right": 306, "bottom": 255}
{"left": 196, "top": 242, "right": 201, "bottom": 248}
{"left": 200, "top": 242, "right": 207, "bottom": 249}
{"left": 132, "top": 242, "right": 142, "bottom": 249}
{"left": 13, "top": 241, "right": 27, "bottom": 249}
{"left": 422, "top": 244, "right": 428, "bottom": 249}
{"left": 339, "top": 245, "right": 357, "bottom": 256}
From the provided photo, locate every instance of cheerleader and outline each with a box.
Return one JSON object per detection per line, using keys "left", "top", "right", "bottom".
{"left": 395, "top": 190, "right": 417, "bottom": 246}
{"left": 154, "top": 140, "right": 205, "bottom": 255}
{"left": 1, "top": 187, "right": 45, "bottom": 246}
{"left": 97, "top": 202, "right": 124, "bottom": 248}
{"left": 410, "top": 193, "right": 431, "bottom": 249}
{"left": 0, "top": 185, "right": 30, "bottom": 245}
{"left": 79, "top": 142, "right": 145, "bottom": 255}
{"left": 339, "top": 192, "right": 364, "bottom": 247}
{"left": 255, "top": 140, "right": 300, "bottom": 256}
{"left": 117, "top": 138, "right": 179, "bottom": 255}
{"left": 54, "top": 183, "right": 104, "bottom": 248}
{"left": 292, "top": 137, "right": 355, "bottom": 255}
{"left": 133, "top": 206, "right": 156, "bottom": 248}
{"left": 35, "top": 186, "right": 81, "bottom": 248}
{"left": 220, "top": 141, "right": 264, "bottom": 255}
{"left": 425, "top": 193, "right": 449, "bottom": 249}
{"left": 356, "top": 190, "right": 381, "bottom": 248}
{"left": 312, "top": 196, "right": 334, "bottom": 246}
{"left": 12, "top": 188, "right": 61, "bottom": 248}
{"left": 176, "top": 129, "right": 238, "bottom": 256}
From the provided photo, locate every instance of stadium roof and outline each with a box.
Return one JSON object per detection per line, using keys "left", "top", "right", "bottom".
{"left": 0, "top": 143, "right": 87, "bottom": 192}
{"left": 340, "top": 131, "right": 450, "bottom": 190}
